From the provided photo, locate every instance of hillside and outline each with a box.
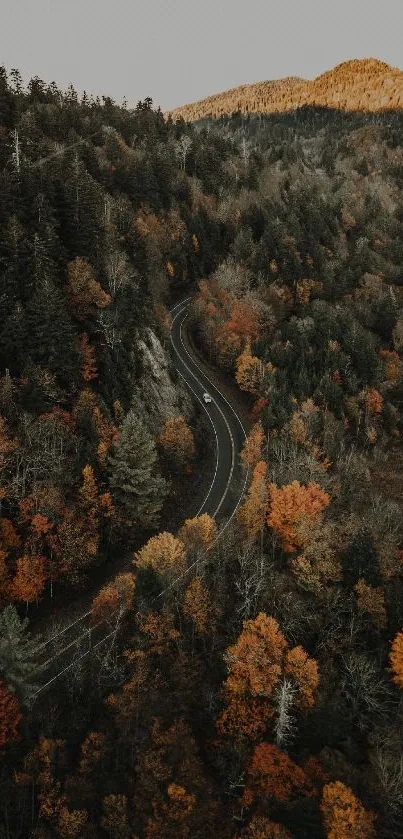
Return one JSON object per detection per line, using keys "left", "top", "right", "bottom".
{"left": 2, "top": 63, "right": 403, "bottom": 838}
{"left": 167, "top": 58, "right": 403, "bottom": 121}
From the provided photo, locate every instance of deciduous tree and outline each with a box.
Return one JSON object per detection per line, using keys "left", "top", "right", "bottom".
{"left": 217, "top": 613, "right": 319, "bottom": 739}
{"left": 183, "top": 576, "right": 215, "bottom": 635}
{"left": 67, "top": 257, "right": 111, "bottom": 316}
{"left": 236, "top": 340, "right": 264, "bottom": 395}
{"left": 178, "top": 514, "right": 217, "bottom": 553}
{"left": 91, "top": 573, "right": 135, "bottom": 625}
{"left": 320, "top": 781, "right": 376, "bottom": 838}
{"left": 134, "top": 532, "right": 187, "bottom": 581}
{"left": 237, "top": 816, "right": 293, "bottom": 838}
{"left": 243, "top": 742, "right": 312, "bottom": 806}
{"left": 79, "top": 332, "right": 98, "bottom": 382}
{"left": 11, "top": 554, "right": 47, "bottom": 605}
{"left": 355, "top": 579, "right": 386, "bottom": 628}
{"left": 390, "top": 630, "right": 403, "bottom": 688}
{"left": 101, "top": 794, "right": 131, "bottom": 839}
{"left": 268, "top": 481, "right": 330, "bottom": 553}
{"left": 159, "top": 416, "right": 195, "bottom": 470}
{"left": 238, "top": 461, "right": 268, "bottom": 541}
{"left": 240, "top": 422, "right": 265, "bottom": 470}
{"left": 0, "top": 679, "right": 21, "bottom": 751}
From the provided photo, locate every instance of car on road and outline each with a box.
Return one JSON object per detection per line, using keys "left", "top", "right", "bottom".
{"left": 203, "top": 392, "right": 212, "bottom": 403}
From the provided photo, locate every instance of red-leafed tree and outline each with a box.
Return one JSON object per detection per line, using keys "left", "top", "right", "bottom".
{"left": 0, "top": 680, "right": 21, "bottom": 752}
{"left": 79, "top": 333, "right": 98, "bottom": 382}
{"left": 91, "top": 573, "right": 135, "bottom": 626}
{"left": 242, "top": 742, "right": 313, "bottom": 806}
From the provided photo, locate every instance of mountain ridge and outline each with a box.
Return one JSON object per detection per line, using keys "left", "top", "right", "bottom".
{"left": 166, "top": 58, "right": 403, "bottom": 121}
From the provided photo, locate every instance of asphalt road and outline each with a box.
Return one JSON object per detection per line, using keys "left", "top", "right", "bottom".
{"left": 170, "top": 298, "right": 248, "bottom": 525}
{"left": 32, "top": 297, "right": 249, "bottom": 696}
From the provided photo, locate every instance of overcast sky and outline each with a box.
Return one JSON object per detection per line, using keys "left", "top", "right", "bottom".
{"left": 1, "top": 0, "right": 402, "bottom": 111}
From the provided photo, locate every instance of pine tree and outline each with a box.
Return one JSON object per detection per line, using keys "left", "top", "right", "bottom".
{"left": 25, "top": 278, "right": 82, "bottom": 392}
{"left": 108, "top": 410, "right": 168, "bottom": 529}
{"left": 0, "top": 605, "right": 45, "bottom": 702}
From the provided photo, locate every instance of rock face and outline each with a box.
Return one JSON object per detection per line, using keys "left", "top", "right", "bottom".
{"left": 133, "top": 327, "right": 192, "bottom": 432}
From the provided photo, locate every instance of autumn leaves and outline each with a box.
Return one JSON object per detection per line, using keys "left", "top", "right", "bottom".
{"left": 217, "top": 613, "right": 319, "bottom": 741}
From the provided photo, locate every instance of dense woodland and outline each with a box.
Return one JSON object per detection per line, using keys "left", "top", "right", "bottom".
{"left": 1, "top": 66, "right": 403, "bottom": 838}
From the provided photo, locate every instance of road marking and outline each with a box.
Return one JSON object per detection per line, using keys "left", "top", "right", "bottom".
{"left": 176, "top": 310, "right": 235, "bottom": 518}
{"left": 32, "top": 297, "right": 250, "bottom": 690}
{"left": 180, "top": 308, "right": 248, "bottom": 440}
{"left": 173, "top": 364, "right": 220, "bottom": 517}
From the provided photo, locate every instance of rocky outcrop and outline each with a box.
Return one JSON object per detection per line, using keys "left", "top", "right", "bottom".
{"left": 132, "top": 327, "right": 193, "bottom": 432}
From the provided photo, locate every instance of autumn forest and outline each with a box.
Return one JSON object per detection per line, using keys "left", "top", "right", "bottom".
{"left": 1, "top": 65, "right": 403, "bottom": 838}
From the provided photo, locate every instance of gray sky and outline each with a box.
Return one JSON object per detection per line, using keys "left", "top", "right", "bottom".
{"left": 1, "top": 0, "right": 402, "bottom": 111}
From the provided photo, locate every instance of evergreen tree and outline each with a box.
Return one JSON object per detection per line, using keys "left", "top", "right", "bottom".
{"left": 342, "top": 529, "right": 381, "bottom": 587}
{"left": 0, "top": 606, "right": 45, "bottom": 703}
{"left": 25, "top": 278, "right": 82, "bottom": 392}
{"left": 108, "top": 410, "right": 168, "bottom": 529}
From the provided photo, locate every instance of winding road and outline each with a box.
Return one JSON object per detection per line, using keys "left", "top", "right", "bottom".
{"left": 32, "top": 297, "right": 249, "bottom": 695}
{"left": 170, "top": 298, "right": 248, "bottom": 525}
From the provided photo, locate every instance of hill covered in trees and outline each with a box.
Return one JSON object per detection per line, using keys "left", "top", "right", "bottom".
{"left": 1, "top": 66, "right": 403, "bottom": 838}
{"left": 167, "top": 58, "right": 403, "bottom": 122}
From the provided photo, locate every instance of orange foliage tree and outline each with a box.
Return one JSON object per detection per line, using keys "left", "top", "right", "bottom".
{"left": 79, "top": 333, "right": 98, "bottom": 382}
{"left": 79, "top": 464, "right": 99, "bottom": 514}
{"left": 145, "top": 782, "right": 196, "bottom": 839}
{"left": 17, "top": 737, "right": 88, "bottom": 838}
{"left": 101, "top": 794, "right": 130, "bottom": 837}
{"left": 217, "top": 612, "right": 319, "bottom": 739}
{"left": 78, "top": 731, "right": 106, "bottom": 775}
{"left": 159, "top": 416, "right": 195, "bottom": 470}
{"left": 364, "top": 388, "right": 383, "bottom": 415}
{"left": 240, "top": 422, "right": 265, "bottom": 470}
{"left": 389, "top": 630, "right": 403, "bottom": 688}
{"left": 237, "top": 816, "right": 293, "bottom": 838}
{"left": 134, "top": 532, "right": 187, "bottom": 581}
{"left": 10, "top": 554, "right": 47, "bottom": 604}
{"left": 235, "top": 340, "right": 264, "bottom": 395}
{"left": 225, "top": 299, "right": 261, "bottom": 342}
{"left": 268, "top": 481, "right": 330, "bottom": 553}
{"left": 355, "top": 579, "right": 386, "bottom": 628}
{"left": 91, "top": 573, "right": 136, "bottom": 625}
{"left": 73, "top": 390, "right": 119, "bottom": 470}
{"left": 67, "top": 257, "right": 111, "bottom": 316}
{"left": 178, "top": 513, "right": 217, "bottom": 553}
{"left": 0, "top": 680, "right": 21, "bottom": 752}
{"left": 183, "top": 576, "right": 215, "bottom": 635}
{"left": 320, "top": 781, "right": 376, "bottom": 838}
{"left": 237, "top": 461, "right": 268, "bottom": 541}
{"left": 243, "top": 743, "right": 313, "bottom": 806}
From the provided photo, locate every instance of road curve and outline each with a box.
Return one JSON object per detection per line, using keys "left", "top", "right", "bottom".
{"left": 170, "top": 299, "right": 248, "bottom": 526}
{"left": 32, "top": 298, "right": 249, "bottom": 696}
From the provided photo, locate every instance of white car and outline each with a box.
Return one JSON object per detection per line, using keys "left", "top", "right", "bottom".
{"left": 203, "top": 392, "right": 212, "bottom": 403}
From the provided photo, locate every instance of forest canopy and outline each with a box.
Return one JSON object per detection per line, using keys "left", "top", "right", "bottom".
{"left": 1, "top": 65, "right": 403, "bottom": 838}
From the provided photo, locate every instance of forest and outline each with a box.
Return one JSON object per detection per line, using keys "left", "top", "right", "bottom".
{"left": 1, "top": 65, "right": 403, "bottom": 837}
